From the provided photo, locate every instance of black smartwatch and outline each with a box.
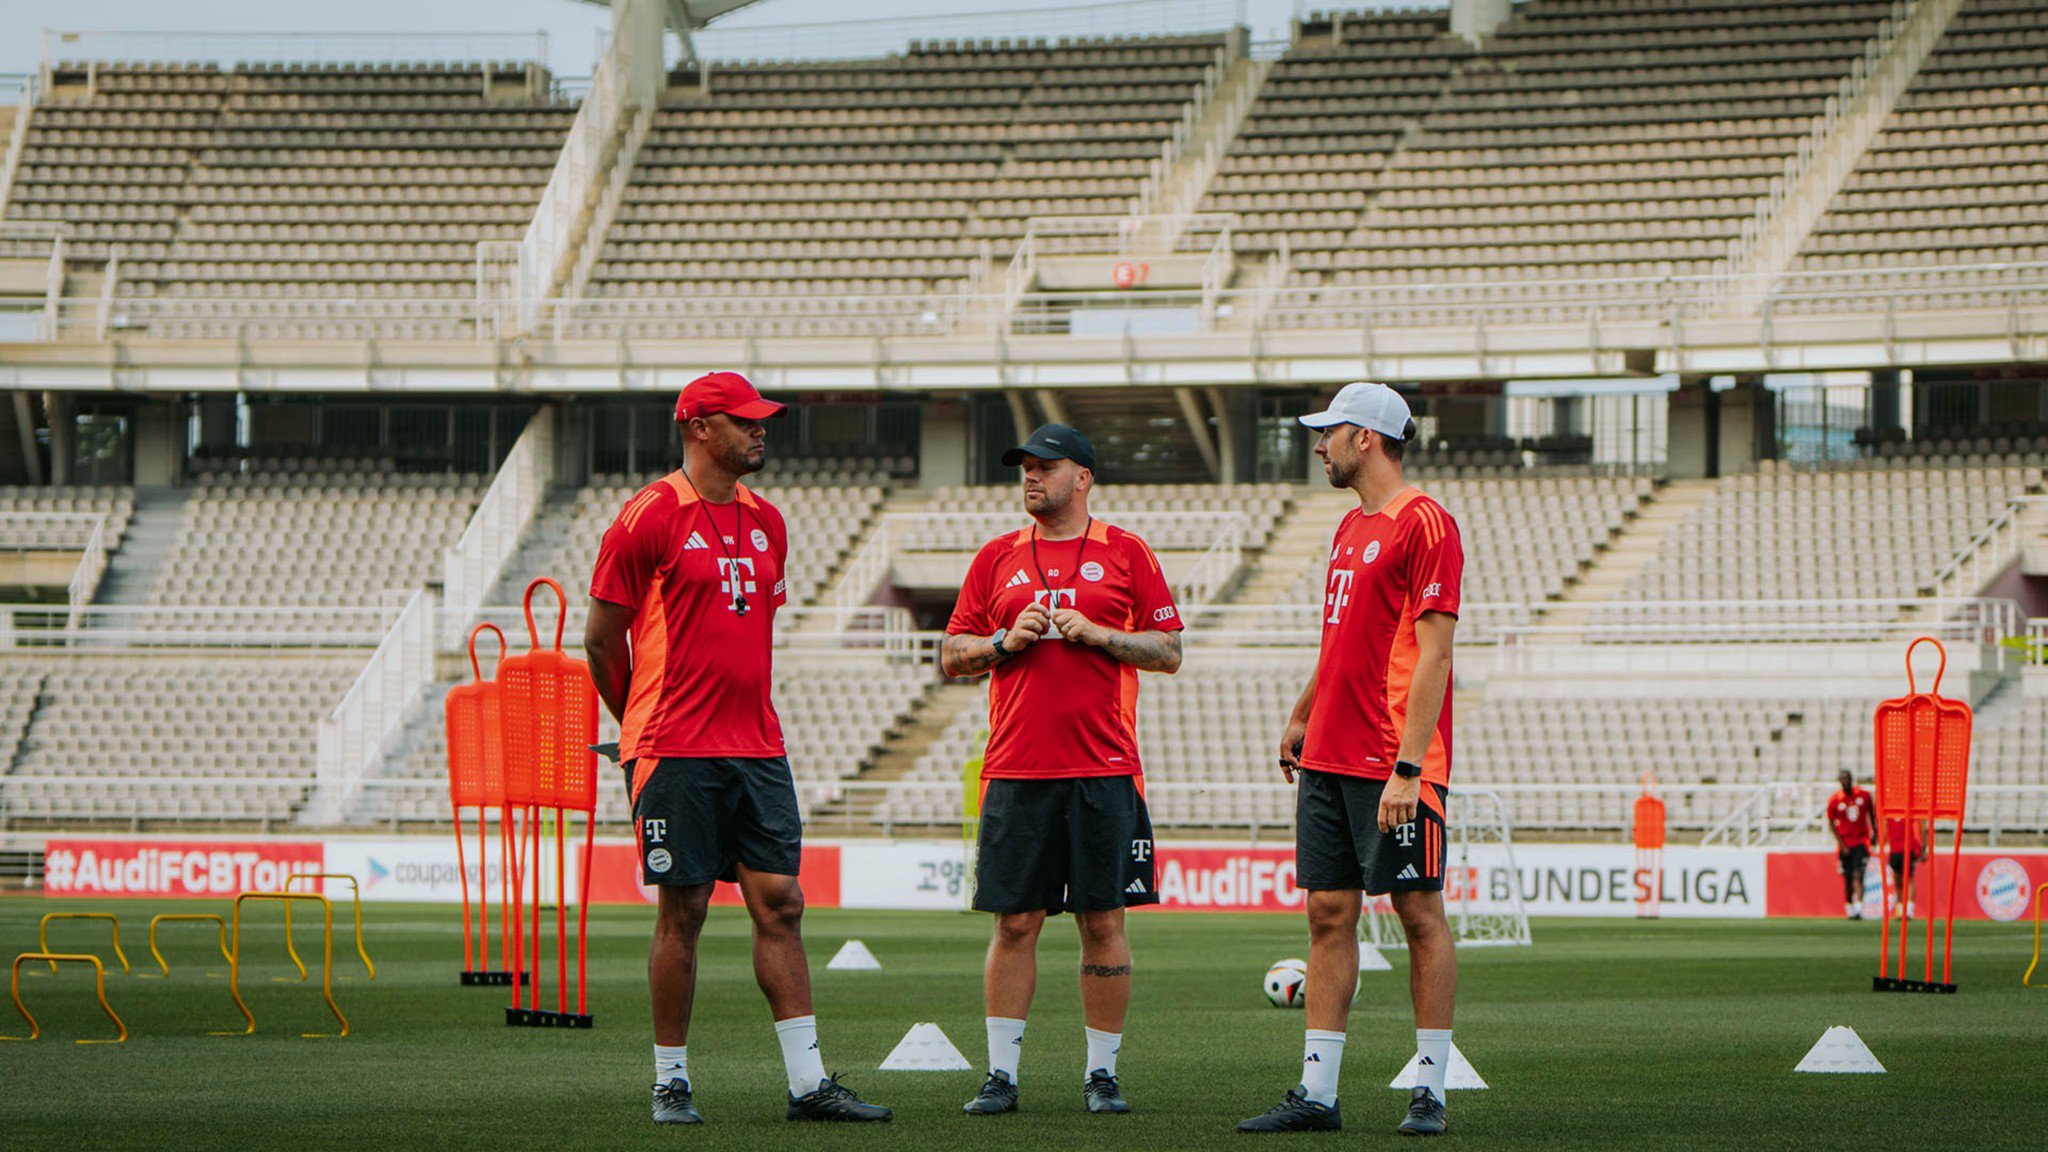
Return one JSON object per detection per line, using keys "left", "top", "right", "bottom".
{"left": 1393, "top": 760, "right": 1424, "bottom": 779}
{"left": 990, "top": 628, "right": 1017, "bottom": 662}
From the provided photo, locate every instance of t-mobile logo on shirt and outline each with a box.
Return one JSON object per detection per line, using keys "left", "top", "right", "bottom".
{"left": 1325, "top": 568, "right": 1355, "bottom": 624}
{"left": 717, "top": 557, "right": 758, "bottom": 601}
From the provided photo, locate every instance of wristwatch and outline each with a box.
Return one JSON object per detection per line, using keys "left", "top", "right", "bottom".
{"left": 990, "top": 628, "right": 1017, "bottom": 661}
{"left": 1393, "top": 760, "right": 1424, "bottom": 779}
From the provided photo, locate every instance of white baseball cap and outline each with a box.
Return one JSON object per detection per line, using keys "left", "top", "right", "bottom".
{"left": 1298, "top": 381, "right": 1414, "bottom": 440}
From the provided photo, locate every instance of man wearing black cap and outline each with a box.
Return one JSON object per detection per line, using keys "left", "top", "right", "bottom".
{"left": 586, "top": 370, "right": 891, "bottom": 1126}
{"left": 942, "top": 422, "right": 1185, "bottom": 1118}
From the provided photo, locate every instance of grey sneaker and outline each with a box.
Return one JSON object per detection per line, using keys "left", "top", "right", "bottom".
{"left": 963, "top": 1070, "right": 1020, "bottom": 1115}
{"left": 651, "top": 1079, "right": 702, "bottom": 1125}
{"left": 1236, "top": 1086, "right": 1341, "bottom": 1132}
{"left": 1397, "top": 1086, "right": 1447, "bottom": 1136}
{"left": 786, "top": 1073, "right": 892, "bottom": 1122}
{"left": 1084, "top": 1069, "right": 1129, "bottom": 1114}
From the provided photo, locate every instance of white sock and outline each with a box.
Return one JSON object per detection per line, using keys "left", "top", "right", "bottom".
{"left": 986, "top": 1016, "right": 1026, "bottom": 1082}
{"left": 1300, "top": 1029, "right": 1345, "bottom": 1106}
{"left": 774, "top": 1015, "right": 828, "bottom": 1097}
{"left": 653, "top": 1043, "right": 688, "bottom": 1086}
{"left": 1084, "top": 1026, "right": 1122, "bottom": 1078}
{"left": 1416, "top": 1028, "right": 1453, "bottom": 1101}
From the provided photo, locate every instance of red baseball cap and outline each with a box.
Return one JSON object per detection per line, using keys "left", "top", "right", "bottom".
{"left": 675, "top": 371, "right": 787, "bottom": 422}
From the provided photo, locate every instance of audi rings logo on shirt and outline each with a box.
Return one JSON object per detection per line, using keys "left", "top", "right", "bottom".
{"left": 750, "top": 528, "right": 770, "bottom": 551}
{"left": 1080, "top": 561, "right": 1105, "bottom": 582}
{"left": 646, "top": 848, "right": 674, "bottom": 874}
{"left": 1361, "top": 541, "right": 1381, "bottom": 564}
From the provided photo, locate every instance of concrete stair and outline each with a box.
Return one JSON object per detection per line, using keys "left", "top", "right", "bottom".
{"left": 1220, "top": 487, "right": 1352, "bottom": 608}
{"left": 810, "top": 679, "right": 982, "bottom": 827}
{"left": 1536, "top": 479, "right": 1717, "bottom": 631}
{"left": 91, "top": 485, "right": 189, "bottom": 605}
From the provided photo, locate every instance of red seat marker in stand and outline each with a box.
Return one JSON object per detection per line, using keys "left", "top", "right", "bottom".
{"left": 499, "top": 578, "right": 600, "bottom": 1029}
{"left": 446, "top": 623, "right": 524, "bottom": 988}
{"left": 1872, "top": 637, "right": 1972, "bottom": 994}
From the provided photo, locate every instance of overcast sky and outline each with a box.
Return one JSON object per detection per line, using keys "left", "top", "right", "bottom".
{"left": 0, "top": 0, "right": 1407, "bottom": 79}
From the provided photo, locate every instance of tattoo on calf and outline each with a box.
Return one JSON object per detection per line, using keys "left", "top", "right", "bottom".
{"left": 1080, "top": 963, "right": 1133, "bottom": 978}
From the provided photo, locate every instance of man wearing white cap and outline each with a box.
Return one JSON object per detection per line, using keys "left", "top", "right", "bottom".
{"left": 1239, "top": 382, "right": 1463, "bottom": 1137}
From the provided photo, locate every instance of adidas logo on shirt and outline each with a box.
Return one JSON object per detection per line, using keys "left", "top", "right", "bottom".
{"left": 1126, "top": 879, "right": 1146, "bottom": 894}
{"left": 683, "top": 531, "right": 709, "bottom": 551}
{"left": 1005, "top": 569, "right": 1031, "bottom": 588}
{"left": 1396, "top": 864, "right": 1420, "bottom": 881}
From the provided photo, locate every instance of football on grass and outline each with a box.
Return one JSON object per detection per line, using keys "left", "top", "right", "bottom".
{"left": 1264, "top": 958, "right": 1308, "bottom": 1007}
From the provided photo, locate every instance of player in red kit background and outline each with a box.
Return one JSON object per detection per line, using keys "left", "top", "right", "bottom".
{"left": 943, "top": 422, "right": 1182, "bottom": 1119}
{"left": 1826, "top": 770, "right": 1878, "bottom": 920}
{"left": 1241, "top": 382, "right": 1461, "bottom": 1138}
{"left": 584, "top": 371, "right": 890, "bottom": 1127}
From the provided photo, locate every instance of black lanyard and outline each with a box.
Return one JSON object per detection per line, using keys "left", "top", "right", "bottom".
{"left": 679, "top": 471, "right": 757, "bottom": 616}
{"left": 1027, "top": 518, "right": 1092, "bottom": 602}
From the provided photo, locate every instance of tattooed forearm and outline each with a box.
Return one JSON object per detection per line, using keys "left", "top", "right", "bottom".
{"left": 1094, "top": 629, "right": 1181, "bottom": 673}
{"left": 941, "top": 632, "right": 1008, "bottom": 677}
{"left": 1081, "top": 963, "right": 1133, "bottom": 977}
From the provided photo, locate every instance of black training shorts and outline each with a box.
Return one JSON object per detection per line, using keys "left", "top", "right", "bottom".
{"left": 973, "top": 776, "right": 1158, "bottom": 916}
{"left": 1295, "top": 769, "right": 1448, "bottom": 895}
{"left": 1839, "top": 844, "right": 1869, "bottom": 875}
{"left": 629, "top": 756, "right": 802, "bottom": 886}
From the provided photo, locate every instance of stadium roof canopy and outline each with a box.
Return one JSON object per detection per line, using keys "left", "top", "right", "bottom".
{"left": 569, "top": 0, "right": 768, "bottom": 36}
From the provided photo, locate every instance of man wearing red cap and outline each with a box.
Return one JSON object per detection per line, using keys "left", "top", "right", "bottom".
{"left": 585, "top": 371, "right": 891, "bottom": 1126}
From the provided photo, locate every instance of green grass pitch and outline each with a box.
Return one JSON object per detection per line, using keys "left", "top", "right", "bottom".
{"left": 0, "top": 898, "right": 2040, "bottom": 1151}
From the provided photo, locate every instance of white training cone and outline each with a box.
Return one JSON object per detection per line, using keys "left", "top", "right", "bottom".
{"left": 1358, "top": 946, "right": 1393, "bottom": 972}
{"left": 879, "top": 1022, "right": 973, "bottom": 1071}
{"left": 826, "top": 940, "right": 882, "bottom": 971}
{"left": 1389, "top": 1041, "right": 1488, "bottom": 1090}
{"left": 1795, "top": 1025, "right": 1885, "bottom": 1074}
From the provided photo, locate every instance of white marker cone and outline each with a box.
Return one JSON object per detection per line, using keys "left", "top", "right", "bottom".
{"left": 880, "top": 1022, "right": 973, "bottom": 1071}
{"left": 1389, "top": 1041, "right": 1488, "bottom": 1090}
{"left": 1795, "top": 1025, "right": 1885, "bottom": 1073}
{"left": 826, "top": 939, "right": 882, "bottom": 971}
{"left": 1358, "top": 946, "right": 1393, "bottom": 972}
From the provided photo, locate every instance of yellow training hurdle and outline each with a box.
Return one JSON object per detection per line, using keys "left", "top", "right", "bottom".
{"left": 2025, "top": 883, "right": 2048, "bottom": 988}
{"left": 1, "top": 953, "right": 127, "bottom": 1043}
{"left": 37, "top": 912, "right": 129, "bottom": 976}
{"left": 215, "top": 892, "right": 349, "bottom": 1039}
{"left": 145, "top": 914, "right": 233, "bottom": 978}
{"left": 280, "top": 873, "right": 375, "bottom": 981}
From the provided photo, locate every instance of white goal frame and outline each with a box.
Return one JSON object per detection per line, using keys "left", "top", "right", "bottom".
{"left": 1363, "top": 787, "right": 1532, "bottom": 949}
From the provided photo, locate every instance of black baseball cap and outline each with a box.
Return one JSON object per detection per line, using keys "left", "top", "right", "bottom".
{"left": 1002, "top": 422, "right": 1097, "bottom": 470}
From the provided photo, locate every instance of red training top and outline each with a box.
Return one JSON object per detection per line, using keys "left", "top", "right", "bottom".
{"left": 589, "top": 474, "right": 789, "bottom": 776}
{"left": 1300, "top": 487, "right": 1463, "bottom": 787}
{"left": 1827, "top": 786, "right": 1877, "bottom": 849}
{"left": 1883, "top": 816, "right": 1926, "bottom": 858}
{"left": 947, "top": 520, "right": 1182, "bottom": 779}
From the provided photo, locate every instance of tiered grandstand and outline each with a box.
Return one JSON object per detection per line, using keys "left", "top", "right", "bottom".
{"left": 0, "top": 0, "right": 2044, "bottom": 850}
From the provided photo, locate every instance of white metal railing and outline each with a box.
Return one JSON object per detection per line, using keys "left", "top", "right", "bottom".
{"left": 0, "top": 603, "right": 400, "bottom": 652}
{"left": 1184, "top": 601, "right": 1531, "bottom": 648}
{"left": 309, "top": 588, "right": 436, "bottom": 824}
{"left": 829, "top": 510, "right": 1252, "bottom": 610}
{"left": 40, "top": 30, "right": 550, "bottom": 70}
{"left": 441, "top": 407, "right": 553, "bottom": 644}
{"left": 1175, "top": 514, "right": 1245, "bottom": 606}
{"left": 65, "top": 516, "right": 107, "bottom": 618}
{"left": 1132, "top": 35, "right": 1234, "bottom": 217}
{"left": 0, "top": 79, "right": 34, "bottom": 221}
{"left": 1721, "top": 1, "right": 1905, "bottom": 274}
{"left": 37, "top": 260, "right": 2048, "bottom": 346}
{"left": 1501, "top": 598, "right": 2020, "bottom": 673}
{"left": 517, "top": 50, "right": 621, "bottom": 330}
{"left": 1927, "top": 496, "right": 2048, "bottom": 596}
{"left": 2028, "top": 617, "right": 2048, "bottom": 666}
{"left": 814, "top": 778, "right": 2048, "bottom": 842}
{"left": 456, "top": 604, "right": 941, "bottom": 663}
{"left": 695, "top": 0, "right": 1248, "bottom": 63}
{"left": 40, "top": 230, "right": 64, "bottom": 342}
{"left": 1156, "top": 52, "right": 1269, "bottom": 222}
{"left": 93, "top": 246, "right": 122, "bottom": 341}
